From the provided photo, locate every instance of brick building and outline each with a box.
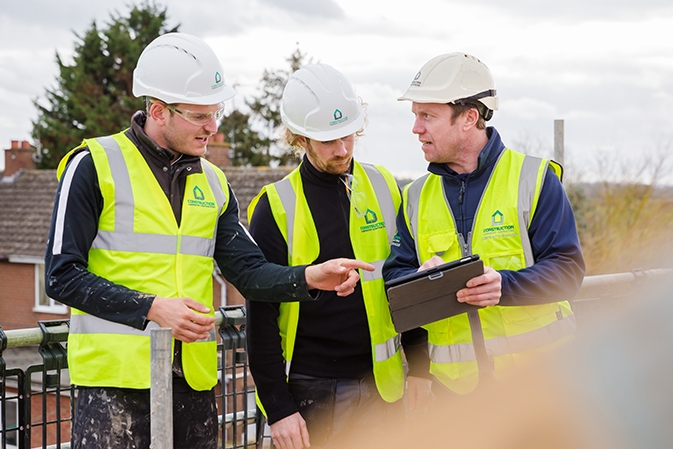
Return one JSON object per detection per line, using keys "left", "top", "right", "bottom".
{"left": 0, "top": 137, "right": 295, "bottom": 331}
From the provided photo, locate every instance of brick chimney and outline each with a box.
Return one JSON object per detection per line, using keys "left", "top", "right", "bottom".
{"left": 4, "top": 140, "right": 36, "bottom": 178}
{"left": 204, "top": 133, "right": 231, "bottom": 168}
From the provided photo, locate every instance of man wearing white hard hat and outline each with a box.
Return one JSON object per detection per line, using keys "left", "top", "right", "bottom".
{"left": 383, "top": 53, "right": 585, "bottom": 399}
{"left": 246, "top": 63, "right": 429, "bottom": 449}
{"left": 44, "top": 34, "right": 374, "bottom": 449}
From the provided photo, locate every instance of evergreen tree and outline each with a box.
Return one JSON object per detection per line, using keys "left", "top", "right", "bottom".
{"left": 32, "top": 2, "right": 178, "bottom": 168}
{"left": 226, "top": 46, "right": 311, "bottom": 166}
{"left": 220, "top": 109, "right": 271, "bottom": 166}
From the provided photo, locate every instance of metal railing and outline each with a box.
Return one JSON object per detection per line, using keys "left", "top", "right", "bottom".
{"left": 1, "top": 269, "right": 671, "bottom": 449}
{"left": 0, "top": 306, "right": 254, "bottom": 449}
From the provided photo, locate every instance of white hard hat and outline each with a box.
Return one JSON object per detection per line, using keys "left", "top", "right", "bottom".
{"left": 132, "top": 32, "right": 235, "bottom": 105}
{"left": 398, "top": 52, "right": 498, "bottom": 119}
{"left": 280, "top": 63, "right": 365, "bottom": 141}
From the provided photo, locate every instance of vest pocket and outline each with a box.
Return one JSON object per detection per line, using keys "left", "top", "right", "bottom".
{"left": 487, "top": 250, "right": 525, "bottom": 271}
{"left": 421, "top": 231, "right": 455, "bottom": 257}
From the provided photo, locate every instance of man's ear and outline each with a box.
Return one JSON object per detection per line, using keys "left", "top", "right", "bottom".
{"left": 148, "top": 101, "right": 168, "bottom": 125}
{"left": 463, "top": 107, "right": 480, "bottom": 130}
{"left": 297, "top": 135, "right": 309, "bottom": 150}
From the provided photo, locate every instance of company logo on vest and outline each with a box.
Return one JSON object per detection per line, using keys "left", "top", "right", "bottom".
{"left": 187, "top": 185, "right": 216, "bottom": 208}
{"left": 491, "top": 210, "right": 504, "bottom": 226}
{"left": 360, "top": 209, "right": 386, "bottom": 232}
{"left": 482, "top": 209, "right": 516, "bottom": 240}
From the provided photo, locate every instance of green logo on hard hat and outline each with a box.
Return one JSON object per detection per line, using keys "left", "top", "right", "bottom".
{"left": 212, "top": 71, "right": 224, "bottom": 89}
{"left": 329, "top": 109, "right": 348, "bottom": 126}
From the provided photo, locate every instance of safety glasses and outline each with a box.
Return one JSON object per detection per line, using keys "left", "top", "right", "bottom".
{"left": 165, "top": 104, "right": 226, "bottom": 126}
{"left": 341, "top": 174, "right": 368, "bottom": 219}
{"left": 150, "top": 99, "right": 225, "bottom": 126}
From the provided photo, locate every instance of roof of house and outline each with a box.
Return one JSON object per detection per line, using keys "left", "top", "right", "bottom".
{"left": 0, "top": 169, "right": 59, "bottom": 259}
{"left": 0, "top": 163, "right": 415, "bottom": 261}
{"left": 223, "top": 166, "right": 293, "bottom": 224}
{"left": 0, "top": 166, "right": 294, "bottom": 260}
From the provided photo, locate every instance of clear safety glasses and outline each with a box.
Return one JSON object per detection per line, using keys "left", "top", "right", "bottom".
{"left": 165, "top": 104, "right": 226, "bottom": 126}
{"left": 341, "top": 174, "right": 368, "bottom": 219}
{"left": 149, "top": 99, "right": 225, "bottom": 126}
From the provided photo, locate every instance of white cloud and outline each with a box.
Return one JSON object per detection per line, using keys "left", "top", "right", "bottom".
{"left": 1, "top": 0, "right": 673, "bottom": 181}
{"left": 502, "top": 98, "right": 558, "bottom": 121}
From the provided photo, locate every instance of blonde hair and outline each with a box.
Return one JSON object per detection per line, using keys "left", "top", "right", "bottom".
{"left": 281, "top": 99, "right": 368, "bottom": 157}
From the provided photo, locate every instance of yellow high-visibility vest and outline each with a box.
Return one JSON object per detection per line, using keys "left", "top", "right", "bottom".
{"left": 58, "top": 132, "right": 228, "bottom": 390}
{"left": 403, "top": 149, "right": 575, "bottom": 394}
{"left": 248, "top": 161, "right": 405, "bottom": 411}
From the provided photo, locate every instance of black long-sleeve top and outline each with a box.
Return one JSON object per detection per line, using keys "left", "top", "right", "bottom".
{"left": 44, "top": 112, "right": 315, "bottom": 332}
{"left": 246, "top": 156, "right": 428, "bottom": 425}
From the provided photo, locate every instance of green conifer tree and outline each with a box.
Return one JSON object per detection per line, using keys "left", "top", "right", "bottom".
{"left": 225, "top": 46, "right": 311, "bottom": 166}
{"left": 32, "top": 2, "right": 178, "bottom": 168}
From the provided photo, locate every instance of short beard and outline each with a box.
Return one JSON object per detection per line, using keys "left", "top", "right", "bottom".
{"left": 305, "top": 140, "right": 351, "bottom": 175}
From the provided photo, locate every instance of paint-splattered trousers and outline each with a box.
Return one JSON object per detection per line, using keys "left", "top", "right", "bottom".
{"left": 71, "top": 377, "right": 217, "bottom": 449}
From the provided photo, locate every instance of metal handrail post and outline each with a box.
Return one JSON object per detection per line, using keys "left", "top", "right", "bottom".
{"left": 150, "top": 328, "right": 173, "bottom": 449}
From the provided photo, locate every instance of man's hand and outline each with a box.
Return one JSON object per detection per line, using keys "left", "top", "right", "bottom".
{"left": 305, "top": 258, "right": 375, "bottom": 297}
{"left": 270, "top": 412, "right": 310, "bottom": 449}
{"left": 456, "top": 266, "right": 502, "bottom": 307}
{"left": 418, "top": 255, "right": 444, "bottom": 272}
{"left": 147, "top": 297, "right": 215, "bottom": 343}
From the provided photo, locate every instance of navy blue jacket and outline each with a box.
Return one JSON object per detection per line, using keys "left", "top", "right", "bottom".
{"left": 383, "top": 127, "right": 585, "bottom": 307}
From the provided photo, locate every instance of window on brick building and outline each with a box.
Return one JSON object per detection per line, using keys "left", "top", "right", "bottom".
{"left": 34, "top": 264, "right": 68, "bottom": 314}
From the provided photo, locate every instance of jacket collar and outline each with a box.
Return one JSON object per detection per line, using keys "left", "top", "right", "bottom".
{"left": 126, "top": 111, "right": 203, "bottom": 172}
{"left": 428, "top": 127, "right": 505, "bottom": 178}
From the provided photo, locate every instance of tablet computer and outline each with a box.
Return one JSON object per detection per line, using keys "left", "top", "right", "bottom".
{"left": 385, "top": 254, "right": 484, "bottom": 333}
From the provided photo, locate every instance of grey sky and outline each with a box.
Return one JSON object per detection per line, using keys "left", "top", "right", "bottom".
{"left": 1, "top": 0, "right": 672, "bottom": 182}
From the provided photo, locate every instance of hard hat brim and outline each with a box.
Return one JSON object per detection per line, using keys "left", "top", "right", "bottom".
{"left": 397, "top": 92, "right": 499, "bottom": 111}
{"left": 284, "top": 112, "right": 366, "bottom": 142}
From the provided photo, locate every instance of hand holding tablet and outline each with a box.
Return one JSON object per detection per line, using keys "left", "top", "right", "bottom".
{"left": 385, "top": 255, "right": 484, "bottom": 333}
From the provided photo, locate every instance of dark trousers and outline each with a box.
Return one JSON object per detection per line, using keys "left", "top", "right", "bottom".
{"left": 285, "top": 373, "right": 403, "bottom": 449}
{"left": 71, "top": 378, "right": 217, "bottom": 449}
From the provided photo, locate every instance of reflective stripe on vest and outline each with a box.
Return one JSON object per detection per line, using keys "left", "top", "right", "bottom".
{"left": 376, "top": 333, "right": 401, "bottom": 363}
{"left": 70, "top": 314, "right": 216, "bottom": 342}
{"left": 428, "top": 314, "right": 577, "bottom": 363}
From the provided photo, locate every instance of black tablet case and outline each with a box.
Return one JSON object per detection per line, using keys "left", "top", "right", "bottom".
{"left": 385, "top": 256, "right": 484, "bottom": 333}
